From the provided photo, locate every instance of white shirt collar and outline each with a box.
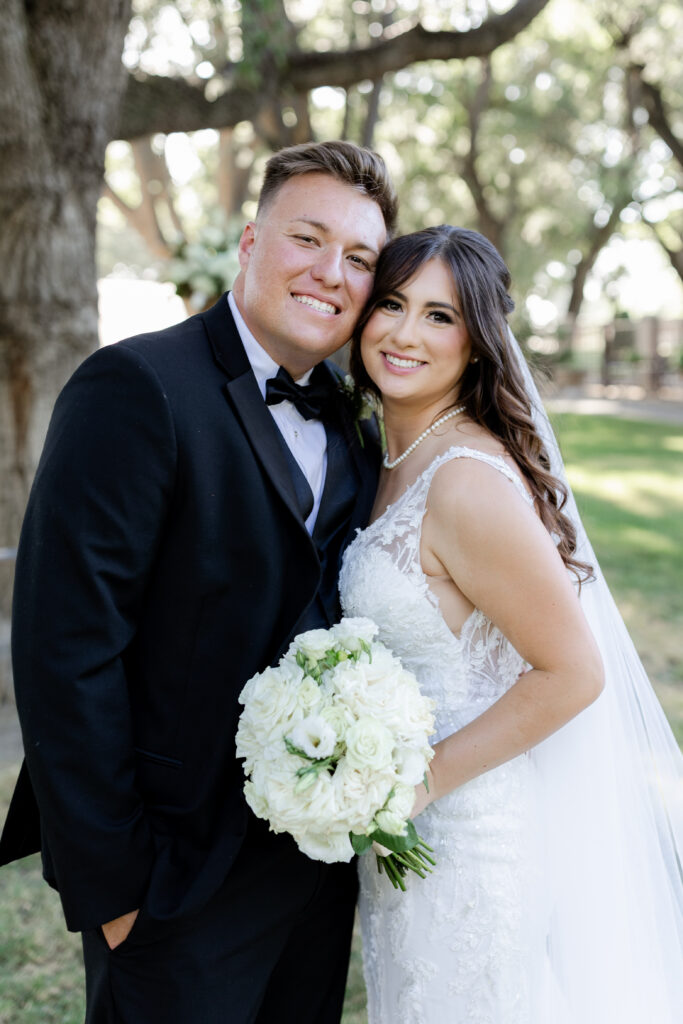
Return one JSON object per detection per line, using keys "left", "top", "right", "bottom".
{"left": 227, "top": 292, "right": 313, "bottom": 399}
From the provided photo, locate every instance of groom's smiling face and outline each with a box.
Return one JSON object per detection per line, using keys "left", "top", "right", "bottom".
{"left": 232, "top": 172, "right": 387, "bottom": 378}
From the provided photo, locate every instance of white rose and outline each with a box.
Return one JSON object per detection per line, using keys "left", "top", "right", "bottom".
{"left": 360, "top": 645, "right": 400, "bottom": 681}
{"left": 246, "top": 755, "right": 298, "bottom": 829}
{"left": 288, "top": 715, "right": 337, "bottom": 760}
{"left": 374, "top": 808, "right": 408, "bottom": 836}
{"left": 331, "top": 660, "right": 403, "bottom": 723}
{"left": 295, "top": 674, "right": 325, "bottom": 715}
{"left": 387, "top": 782, "right": 417, "bottom": 819}
{"left": 266, "top": 763, "right": 338, "bottom": 834}
{"left": 234, "top": 720, "right": 262, "bottom": 773}
{"left": 238, "top": 663, "right": 304, "bottom": 738}
{"left": 333, "top": 762, "right": 393, "bottom": 831}
{"left": 295, "top": 829, "right": 355, "bottom": 864}
{"left": 243, "top": 779, "right": 269, "bottom": 821}
{"left": 331, "top": 617, "right": 378, "bottom": 653}
{"left": 372, "top": 781, "right": 416, "bottom": 836}
{"left": 319, "top": 701, "right": 354, "bottom": 744}
{"left": 294, "top": 628, "right": 337, "bottom": 662}
{"left": 345, "top": 717, "right": 395, "bottom": 773}
{"left": 391, "top": 672, "right": 436, "bottom": 740}
{"left": 300, "top": 771, "right": 338, "bottom": 818}
{"left": 394, "top": 745, "right": 433, "bottom": 786}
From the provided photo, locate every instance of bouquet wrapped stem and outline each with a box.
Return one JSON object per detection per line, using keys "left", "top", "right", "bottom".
{"left": 351, "top": 820, "right": 436, "bottom": 891}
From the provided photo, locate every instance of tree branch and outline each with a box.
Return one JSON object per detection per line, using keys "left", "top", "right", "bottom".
{"left": 291, "top": 0, "right": 549, "bottom": 89}
{"left": 628, "top": 65, "right": 683, "bottom": 170}
{"left": 459, "top": 60, "right": 507, "bottom": 256}
{"left": 647, "top": 222, "right": 683, "bottom": 284}
{"left": 565, "top": 198, "right": 629, "bottom": 322}
{"left": 116, "top": 0, "right": 550, "bottom": 141}
{"left": 101, "top": 180, "right": 171, "bottom": 261}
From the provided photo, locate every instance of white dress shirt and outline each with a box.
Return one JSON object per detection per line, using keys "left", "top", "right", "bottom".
{"left": 227, "top": 293, "right": 327, "bottom": 534}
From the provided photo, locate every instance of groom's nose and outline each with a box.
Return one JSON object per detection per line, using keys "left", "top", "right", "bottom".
{"left": 310, "top": 246, "right": 344, "bottom": 287}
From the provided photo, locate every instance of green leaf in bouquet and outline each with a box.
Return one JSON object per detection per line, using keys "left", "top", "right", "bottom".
{"left": 359, "top": 639, "right": 373, "bottom": 660}
{"left": 350, "top": 832, "right": 374, "bottom": 855}
{"left": 370, "top": 819, "right": 419, "bottom": 854}
{"left": 284, "top": 736, "right": 310, "bottom": 761}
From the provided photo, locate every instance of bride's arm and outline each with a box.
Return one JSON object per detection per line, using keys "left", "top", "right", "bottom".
{"left": 414, "top": 458, "right": 604, "bottom": 815}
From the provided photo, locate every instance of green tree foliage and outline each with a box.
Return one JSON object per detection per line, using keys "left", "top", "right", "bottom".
{"left": 101, "top": 0, "right": 682, "bottom": 335}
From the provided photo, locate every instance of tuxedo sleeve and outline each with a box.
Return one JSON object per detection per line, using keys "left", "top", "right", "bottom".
{"left": 12, "top": 342, "right": 177, "bottom": 932}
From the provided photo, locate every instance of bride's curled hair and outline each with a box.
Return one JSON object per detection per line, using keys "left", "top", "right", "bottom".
{"left": 350, "top": 225, "right": 592, "bottom": 582}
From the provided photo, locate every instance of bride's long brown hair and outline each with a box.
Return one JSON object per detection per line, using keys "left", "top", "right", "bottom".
{"left": 350, "top": 225, "right": 592, "bottom": 582}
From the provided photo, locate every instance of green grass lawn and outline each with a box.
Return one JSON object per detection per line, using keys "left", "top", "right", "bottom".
{"left": 1, "top": 412, "right": 681, "bottom": 1023}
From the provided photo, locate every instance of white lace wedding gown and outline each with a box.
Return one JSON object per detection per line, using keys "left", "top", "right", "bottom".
{"left": 339, "top": 446, "right": 550, "bottom": 1024}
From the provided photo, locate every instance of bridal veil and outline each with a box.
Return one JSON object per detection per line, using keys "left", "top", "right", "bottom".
{"left": 509, "top": 328, "right": 683, "bottom": 1021}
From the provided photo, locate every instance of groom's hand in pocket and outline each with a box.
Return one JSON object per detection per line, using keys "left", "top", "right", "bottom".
{"left": 101, "top": 909, "right": 139, "bottom": 950}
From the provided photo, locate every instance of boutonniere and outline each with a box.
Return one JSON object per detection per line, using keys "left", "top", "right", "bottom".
{"left": 337, "top": 374, "right": 386, "bottom": 451}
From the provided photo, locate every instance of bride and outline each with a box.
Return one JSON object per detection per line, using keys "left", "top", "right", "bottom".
{"left": 339, "top": 225, "right": 683, "bottom": 1023}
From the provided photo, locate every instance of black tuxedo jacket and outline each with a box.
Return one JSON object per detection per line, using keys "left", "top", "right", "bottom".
{"left": 0, "top": 295, "right": 380, "bottom": 931}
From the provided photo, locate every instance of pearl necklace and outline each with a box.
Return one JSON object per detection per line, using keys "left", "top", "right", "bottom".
{"left": 383, "top": 405, "right": 467, "bottom": 470}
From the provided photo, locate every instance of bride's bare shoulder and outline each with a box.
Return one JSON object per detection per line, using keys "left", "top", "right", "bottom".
{"left": 427, "top": 451, "right": 534, "bottom": 529}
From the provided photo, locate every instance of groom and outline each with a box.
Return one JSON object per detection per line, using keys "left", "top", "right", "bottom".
{"left": 0, "top": 140, "right": 396, "bottom": 1022}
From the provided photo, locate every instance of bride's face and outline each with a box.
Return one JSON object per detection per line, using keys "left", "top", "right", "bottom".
{"left": 360, "top": 258, "right": 472, "bottom": 410}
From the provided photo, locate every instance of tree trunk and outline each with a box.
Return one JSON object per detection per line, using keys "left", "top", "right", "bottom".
{"left": 0, "top": 0, "right": 132, "bottom": 695}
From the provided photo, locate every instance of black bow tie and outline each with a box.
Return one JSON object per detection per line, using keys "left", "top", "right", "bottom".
{"left": 265, "top": 366, "right": 333, "bottom": 422}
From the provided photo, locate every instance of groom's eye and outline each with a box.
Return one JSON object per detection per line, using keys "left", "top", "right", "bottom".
{"left": 348, "top": 254, "right": 373, "bottom": 271}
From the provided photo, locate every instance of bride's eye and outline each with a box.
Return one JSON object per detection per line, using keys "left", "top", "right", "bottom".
{"left": 377, "top": 298, "right": 402, "bottom": 313}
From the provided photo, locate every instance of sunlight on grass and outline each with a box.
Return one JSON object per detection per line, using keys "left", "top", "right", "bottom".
{"left": 567, "top": 467, "right": 683, "bottom": 521}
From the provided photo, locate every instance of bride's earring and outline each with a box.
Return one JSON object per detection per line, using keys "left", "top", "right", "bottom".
{"left": 470, "top": 356, "right": 479, "bottom": 364}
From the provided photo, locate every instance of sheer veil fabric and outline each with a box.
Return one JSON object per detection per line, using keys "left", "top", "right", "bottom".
{"left": 508, "top": 329, "right": 683, "bottom": 1021}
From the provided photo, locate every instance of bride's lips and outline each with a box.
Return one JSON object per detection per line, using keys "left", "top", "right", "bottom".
{"left": 381, "top": 351, "right": 427, "bottom": 373}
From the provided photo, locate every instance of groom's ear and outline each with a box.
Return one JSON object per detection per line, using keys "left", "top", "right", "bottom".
{"left": 237, "top": 222, "right": 257, "bottom": 269}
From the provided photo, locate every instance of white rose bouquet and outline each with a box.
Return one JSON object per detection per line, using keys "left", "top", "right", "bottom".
{"left": 236, "top": 617, "right": 436, "bottom": 889}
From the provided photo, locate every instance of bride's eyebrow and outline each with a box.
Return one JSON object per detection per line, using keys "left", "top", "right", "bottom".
{"left": 425, "top": 301, "right": 460, "bottom": 317}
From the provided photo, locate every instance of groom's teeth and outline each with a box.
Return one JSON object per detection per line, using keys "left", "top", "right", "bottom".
{"left": 385, "top": 354, "right": 424, "bottom": 369}
{"left": 293, "top": 294, "right": 337, "bottom": 314}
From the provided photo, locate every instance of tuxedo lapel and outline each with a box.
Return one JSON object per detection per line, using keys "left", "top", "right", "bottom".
{"left": 324, "top": 365, "right": 381, "bottom": 534}
{"left": 201, "top": 295, "right": 308, "bottom": 529}
{"left": 312, "top": 415, "right": 357, "bottom": 546}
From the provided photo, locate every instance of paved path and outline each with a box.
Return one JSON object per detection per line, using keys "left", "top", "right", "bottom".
{"left": 546, "top": 395, "right": 683, "bottom": 426}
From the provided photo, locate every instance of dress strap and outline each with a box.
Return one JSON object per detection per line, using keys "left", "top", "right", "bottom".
{"left": 423, "top": 446, "right": 535, "bottom": 508}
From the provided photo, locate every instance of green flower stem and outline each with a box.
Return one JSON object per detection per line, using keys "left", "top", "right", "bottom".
{"left": 414, "top": 841, "right": 437, "bottom": 867}
{"left": 373, "top": 829, "right": 437, "bottom": 889}
{"left": 396, "top": 850, "right": 432, "bottom": 875}
{"left": 381, "top": 854, "right": 407, "bottom": 892}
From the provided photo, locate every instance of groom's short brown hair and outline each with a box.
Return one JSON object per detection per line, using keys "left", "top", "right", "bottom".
{"left": 256, "top": 140, "right": 398, "bottom": 236}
